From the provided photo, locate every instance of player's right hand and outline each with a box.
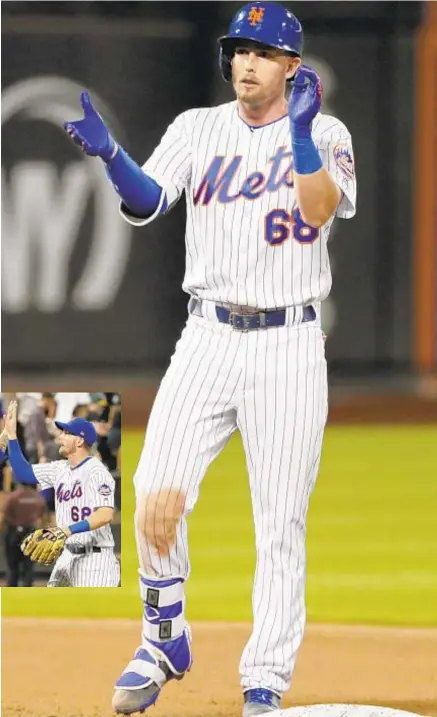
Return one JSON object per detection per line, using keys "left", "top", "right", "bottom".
{"left": 0, "top": 428, "right": 9, "bottom": 453}
{"left": 5, "top": 400, "right": 17, "bottom": 440}
{"left": 63, "top": 92, "right": 117, "bottom": 162}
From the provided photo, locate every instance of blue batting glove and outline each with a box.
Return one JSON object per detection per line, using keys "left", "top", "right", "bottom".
{"left": 63, "top": 91, "right": 116, "bottom": 162}
{"left": 288, "top": 65, "right": 323, "bottom": 138}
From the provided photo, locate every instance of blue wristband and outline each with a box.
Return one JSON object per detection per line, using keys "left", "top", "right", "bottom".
{"left": 290, "top": 123, "right": 323, "bottom": 175}
{"left": 68, "top": 520, "right": 90, "bottom": 535}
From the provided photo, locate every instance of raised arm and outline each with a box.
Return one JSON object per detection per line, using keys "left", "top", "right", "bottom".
{"left": 289, "top": 66, "right": 341, "bottom": 228}
{"left": 63, "top": 92, "right": 166, "bottom": 218}
{"left": 4, "top": 401, "right": 38, "bottom": 485}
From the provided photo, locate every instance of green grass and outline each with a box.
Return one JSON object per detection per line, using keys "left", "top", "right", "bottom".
{"left": 3, "top": 426, "right": 437, "bottom": 625}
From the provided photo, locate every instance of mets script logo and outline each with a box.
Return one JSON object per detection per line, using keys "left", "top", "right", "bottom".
{"left": 333, "top": 143, "right": 354, "bottom": 180}
{"left": 194, "top": 146, "right": 294, "bottom": 205}
{"left": 248, "top": 6, "right": 265, "bottom": 26}
{"left": 56, "top": 480, "right": 83, "bottom": 502}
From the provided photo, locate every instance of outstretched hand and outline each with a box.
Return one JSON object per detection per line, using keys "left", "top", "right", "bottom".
{"left": 0, "top": 428, "right": 8, "bottom": 453}
{"left": 288, "top": 65, "right": 323, "bottom": 131}
{"left": 5, "top": 400, "right": 17, "bottom": 440}
{"left": 64, "top": 91, "right": 116, "bottom": 161}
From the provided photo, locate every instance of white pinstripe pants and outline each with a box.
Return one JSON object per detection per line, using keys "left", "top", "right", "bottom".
{"left": 134, "top": 312, "right": 328, "bottom": 694}
{"left": 48, "top": 548, "right": 120, "bottom": 587}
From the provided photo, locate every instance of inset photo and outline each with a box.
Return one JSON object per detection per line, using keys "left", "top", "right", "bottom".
{"left": 0, "top": 392, "right": 121, "bottom": 587}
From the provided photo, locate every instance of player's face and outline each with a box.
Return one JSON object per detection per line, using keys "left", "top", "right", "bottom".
{"left": 232, "top": 44, "right": 300, "bottom": 107}
{"left": 58, "top": 431, "right": 84, "bottom": 457}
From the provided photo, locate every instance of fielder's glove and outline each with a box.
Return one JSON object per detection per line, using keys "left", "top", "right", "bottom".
{"left": 21, "top": 527, "right": 68, "bottom": 566}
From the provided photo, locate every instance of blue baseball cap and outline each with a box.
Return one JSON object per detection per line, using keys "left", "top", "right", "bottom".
{"left": 54, "top": 417, "right": 97, "bottom": 447}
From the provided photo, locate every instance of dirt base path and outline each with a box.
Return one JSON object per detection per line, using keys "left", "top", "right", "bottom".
{"left": 2, "top": 620, "right": 437, "bottom": 717}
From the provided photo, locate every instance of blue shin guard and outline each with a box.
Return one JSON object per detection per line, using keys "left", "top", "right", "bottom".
{"left": 113, "top": 574, "right": 192, "bottom": 715}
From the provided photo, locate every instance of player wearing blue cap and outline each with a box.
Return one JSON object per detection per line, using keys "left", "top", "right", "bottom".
{"left": 4, "top": 401, "right": 120, "bottom": 587}
{"left": 64, "top": 1, "right": 356, "bottom": 712}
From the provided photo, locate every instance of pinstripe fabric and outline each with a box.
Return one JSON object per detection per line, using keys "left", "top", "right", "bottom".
{"left": 121, "top": 103, "right": 356, "bottom": 309}
{"left": 73, "top": 550, "right": 120, "bottom": 587}
{"left": 237, "top": 323, "right": 327, "bottom": 694}
{"left": 134, "top": 315, "right": 242, "bottom": 577}
{"left": 33, "top": 457, "right": 119, "bottom": 587}
{"left": 33, "top": 457, "right": 115, "bottom": 548}
{"left": 134, "top": 316, "right": 327, "bottom": 693}
{"left": 47, "top": 549, "right": 120, "bottom": 587}
{"left": 127, "top": 97, "right": 354, "bottom": 695}
{"left": 47, "top": 550, "right": 72, "bottom": 587}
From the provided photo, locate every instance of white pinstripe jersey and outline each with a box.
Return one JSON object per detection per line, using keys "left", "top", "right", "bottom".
{"left": 34, "top": 457, "right": 115, "bottom": 548}
{"left": 122, "top": 101, "right": 356, "bottom": 309}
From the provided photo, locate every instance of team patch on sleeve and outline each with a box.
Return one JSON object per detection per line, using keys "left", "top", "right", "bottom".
{"left": 333, "top": 143, "right": 355, "bottom": 180}
{"left": 98, "top": 483, "right": 112, "bottom": 496}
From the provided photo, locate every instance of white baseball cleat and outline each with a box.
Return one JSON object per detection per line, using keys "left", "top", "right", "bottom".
{"left": 112, "top": 629, "right": 192, "bottom": 715}
{"left": 243, "top": 688, "right": 281, "bottom": 716}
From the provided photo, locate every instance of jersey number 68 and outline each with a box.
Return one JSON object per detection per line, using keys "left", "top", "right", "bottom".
{"left": 71, "top": 506, "right": 92, "bottom": 522}
{"left": 265, "top": 208, "right": 319, "bottom": 246}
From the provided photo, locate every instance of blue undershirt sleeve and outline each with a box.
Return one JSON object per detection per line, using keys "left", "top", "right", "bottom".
{"left": 8, "top": 439, "right": 38, "bottom": 485}
{"left": 105, "top": 146, "right": 168, "bottom": 217}
{"left": 40, "top": 488, "right": 54, "bottom": 503}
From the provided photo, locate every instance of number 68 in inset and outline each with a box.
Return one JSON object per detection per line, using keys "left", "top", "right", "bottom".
{"left": 265, "top": 208, "right": 319, "bottom": 246}
{"left": 71, "top": 506, "right": 92, "bottom": 522}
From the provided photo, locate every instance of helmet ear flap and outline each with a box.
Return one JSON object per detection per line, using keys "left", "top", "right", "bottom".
{"left": 219, "top": 47, "right": 233, "bottom": 82}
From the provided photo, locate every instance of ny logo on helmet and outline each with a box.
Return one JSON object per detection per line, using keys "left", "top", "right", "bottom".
{"left": 248, "top": 6, "right": 265, "bottom": 26}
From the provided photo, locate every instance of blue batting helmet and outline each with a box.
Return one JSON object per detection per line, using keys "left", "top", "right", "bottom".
{"left": 218, "top": 2, "right": 303, "bottom": 82}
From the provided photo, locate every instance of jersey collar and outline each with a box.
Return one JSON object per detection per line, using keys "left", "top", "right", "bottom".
{"left": 235, "top": 103, "right": 288, "bottom": 131}
{"left": 70, "top": 456, "right": 93, "bottom": 471}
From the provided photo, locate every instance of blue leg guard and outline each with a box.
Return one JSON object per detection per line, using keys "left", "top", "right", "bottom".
{"left": 112, "top": 574, "right": 192, "bottom": 715}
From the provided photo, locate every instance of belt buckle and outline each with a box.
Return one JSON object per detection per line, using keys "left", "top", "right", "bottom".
{"left": 229, "top": 312, "right": 251, "bottom": 331}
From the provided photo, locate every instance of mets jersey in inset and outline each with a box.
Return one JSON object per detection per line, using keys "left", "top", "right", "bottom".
{"left": 34, "top": 456, "right": 115, "bottom": 548}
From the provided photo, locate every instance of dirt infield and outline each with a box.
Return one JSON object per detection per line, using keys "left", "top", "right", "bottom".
{"left": 2, "top": 619, "right": 437, "bottom": 717}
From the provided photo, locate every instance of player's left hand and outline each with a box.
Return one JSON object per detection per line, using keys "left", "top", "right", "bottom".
{"left": 20, "top": 527, "right": 68, "bottom": 566}
{"left": 288, "top": 65, "right": 323, "bottom": 130}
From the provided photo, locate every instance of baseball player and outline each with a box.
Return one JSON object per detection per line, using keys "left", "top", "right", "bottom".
{"left": 4, "top": 401, "right": 120, "bottom": 587}
{"left": 64, "top": 1, "right": 356, "bottom": 713}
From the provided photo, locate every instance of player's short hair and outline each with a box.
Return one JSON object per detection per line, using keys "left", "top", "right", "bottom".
{"left": 225, "top": 37, "right": 299, "bottom": 58}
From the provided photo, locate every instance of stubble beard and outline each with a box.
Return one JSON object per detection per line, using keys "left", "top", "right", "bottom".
{"left": 236, "top": 82, "right": 263, "bottom": 107}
